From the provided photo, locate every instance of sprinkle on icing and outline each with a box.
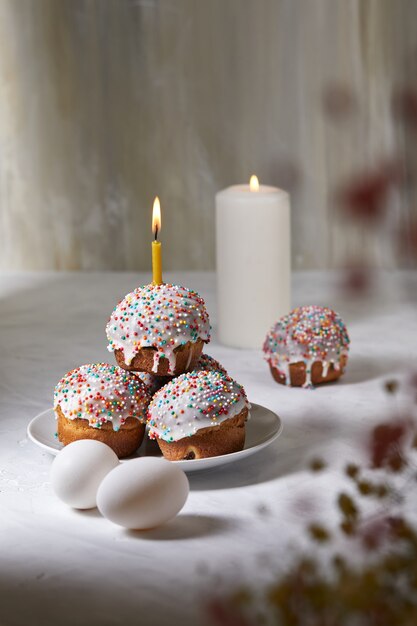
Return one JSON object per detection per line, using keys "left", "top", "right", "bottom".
{"left": 54, "top": 363, "right": 150, "bottom": 431}
{"left": 147, "top": 370, "right": 250, "bottom": 442}
{"left": 106, "top": 283, "right": 211, "bottom": 373}
{"left": 263, "top": 305, "right": 350, "bottom": 388}
{"left": 192, "top": 353, "right": 228, "bottom": 375}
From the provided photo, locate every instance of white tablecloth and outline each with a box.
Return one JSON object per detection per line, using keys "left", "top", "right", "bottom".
{"left": 1, "top": 271, "right": 416, "bottom": 626}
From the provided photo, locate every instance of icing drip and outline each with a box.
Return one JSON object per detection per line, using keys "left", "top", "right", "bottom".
{"left": 322, "top": 361, "right": 330, "bottom": 378}
{"left": 147, "top": 370, "right": 250, "bottom": 442}
{"left": 304, "top": 359, "right": 313, "bottom": 388}
{"left": 54, "top": 363, "right": 150, "bottom": 430}
{"left": 263, "top": 305, "right": 350, "bottom": 388}
{"left": 192, "top": 353, "right": 228, "bottom": 376}
{"left": 106, "top": 283, "right": 211, "bottom": 373}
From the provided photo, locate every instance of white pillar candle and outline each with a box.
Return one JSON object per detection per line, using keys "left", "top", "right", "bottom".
{"left": 216, "top": 177, "right": 291, "bottom": 349}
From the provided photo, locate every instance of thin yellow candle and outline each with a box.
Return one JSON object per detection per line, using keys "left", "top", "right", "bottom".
{"left": 152, "top": 196, "right": 163, "bottom": 285}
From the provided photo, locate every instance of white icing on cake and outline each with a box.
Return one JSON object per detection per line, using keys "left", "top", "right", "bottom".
{"left": 54, "top": 363, "right": 150, "bottom": 431}
{"left": 106, "top": 283, "right": 211, "bottom": 374}
{"left": 147, "top": 370, "right": 250, "bottom": 442}
{"left": 263, "top": 305, "right": 350, "bottom": 388}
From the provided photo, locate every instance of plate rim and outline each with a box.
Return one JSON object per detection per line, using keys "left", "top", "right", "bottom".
{"left": 27, "top": 403, "right": 283, "bottom": 471}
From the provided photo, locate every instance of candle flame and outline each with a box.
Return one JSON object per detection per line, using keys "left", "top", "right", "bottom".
{"left": 249, "top": 175, "right": 259, "bottom": 192}
{"left": 152, "top": 196, "right": 161, "bottom": 239}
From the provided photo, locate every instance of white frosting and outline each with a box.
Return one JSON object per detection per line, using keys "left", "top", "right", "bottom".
{"left": 263, "top": 305, "right": 350, "bottom": 388}
{"left": 147, "top": 370, "right": 250, "bottom": 442}
{"left": 106, "top": 283, "right": 211, "bottom": 374}
{"left": 54, "top": 363, "right": 150, "bottom": 431}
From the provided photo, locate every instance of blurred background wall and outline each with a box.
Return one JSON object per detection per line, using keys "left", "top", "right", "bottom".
{"left": 0, "top": 0, "right": 416, "bottom": 271}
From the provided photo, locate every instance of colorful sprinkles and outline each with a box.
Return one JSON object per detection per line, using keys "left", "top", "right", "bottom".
{"left": 106, "top": 283, "right": 211, "bottom": 373}
{"left": 193, "top": 353, "right": 228, "bottom": 376}
{"left": 133, "top": 371, "right": 165, "bottom": 396}
{"left": 54, "top": 363, "right": 150, "bottom": 430}
{"left": 263, "top": 305, "right": 350, "bottom": 388}
{"left": 147, "top": 370, "right": 250, "bottom": 443}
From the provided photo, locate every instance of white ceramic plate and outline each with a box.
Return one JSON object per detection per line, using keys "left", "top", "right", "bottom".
{"left": 27, "top": 404, "right": 282, "bottom": 472}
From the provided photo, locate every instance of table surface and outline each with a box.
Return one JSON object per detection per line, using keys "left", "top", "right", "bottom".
{"left": 1, "top": 271, "right": 416, "bottom": 626}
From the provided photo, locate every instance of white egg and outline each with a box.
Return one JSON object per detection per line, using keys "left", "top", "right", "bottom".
{"left": 96, "top": 457, "right": 189, "bottom": 529}
{"left": 51, "top": 440, "right": 119, "bottom": 509}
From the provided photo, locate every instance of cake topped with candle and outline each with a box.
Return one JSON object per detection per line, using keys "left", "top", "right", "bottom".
{"left": 106, "top": 196, "right": 211, "bottom": 376}
{"left": 106, "top": 283, "right": 211, "bottom": 376}
{"left": 263, "top": 305, "right": 350, "bottom": 388}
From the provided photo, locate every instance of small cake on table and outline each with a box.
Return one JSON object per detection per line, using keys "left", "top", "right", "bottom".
{"left": 263, "top": 305, "right": 350, "bottom": 388}
{"left": 106, "top": 283, "right": 211, "bottom": 377}
{"left": 147, "top": 370, "right": 250, "bottom": 460}
{"left": 54, "top": 363, "right": 150, "bottom": 458}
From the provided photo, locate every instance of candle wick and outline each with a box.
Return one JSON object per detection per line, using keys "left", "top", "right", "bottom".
{"left": 154, "top": 225, "right": 158, "bottom": 241}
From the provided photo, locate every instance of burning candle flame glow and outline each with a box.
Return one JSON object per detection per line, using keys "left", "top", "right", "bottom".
{"left": 249, "top": 175, "right": 259, "bottom": 192}
{"left": 152, "top": 196, "right": 161, "bottom": 239}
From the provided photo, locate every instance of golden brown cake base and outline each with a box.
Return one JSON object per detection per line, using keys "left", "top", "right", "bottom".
{"left": 114, "top": 339, "right": 204, "bottom": 377}
{"left": 157, "top": 408, "right": 248, "bottom": 461}
{"left": 56, "top": 407, "right": 145, "bottom": 458}
{"left": 269, "top": 354, "right": 348, "bottom": 387}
